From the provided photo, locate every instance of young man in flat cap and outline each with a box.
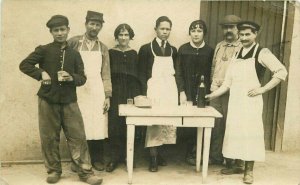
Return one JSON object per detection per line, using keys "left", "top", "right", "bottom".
{"left": 68, "top": 11, "right": 112, "bottom": 172}
{"left": 138, "top": 16, "right": 178, "bottom": 172}
{"left": 209, "top": 15, "right": 243, "bottom": 169}
{"left": 20, "top": 15, "right": 103, "bottom": 185}
{"left": 206, "top": 20, "right": 287, "bottom": 184}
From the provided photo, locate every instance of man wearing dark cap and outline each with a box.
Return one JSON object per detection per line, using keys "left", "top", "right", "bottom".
{"left": 206, "top": 20, "right": 287, "bottom": 184}
{"left": 209, "top": 15, "right": 243, "bottom": 168}
{"left": 20, "top": 15, "right": 103, "bottom": 185}
{"left": 68, "top": 10, "right": 111, "bottom": 172}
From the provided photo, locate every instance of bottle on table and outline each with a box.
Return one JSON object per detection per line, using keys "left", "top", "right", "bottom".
{"left": 196, "top": 75, "right": 206, "bottom": 108}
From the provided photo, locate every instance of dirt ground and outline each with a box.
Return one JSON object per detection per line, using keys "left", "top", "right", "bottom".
{"left": 1, "top": 141, "right": 300, "bottom": 185}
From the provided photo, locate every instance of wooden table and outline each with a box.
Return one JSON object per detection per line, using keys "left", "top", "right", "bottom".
{"left": 119, "top": 104, "right": 222, "bottom": 184}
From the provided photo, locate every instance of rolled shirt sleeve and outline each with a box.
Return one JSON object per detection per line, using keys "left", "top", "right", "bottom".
{"left": 100, "top": 43, "right": 112, "bottom": 98}
{"left": 258, "top": 48, "right": 288, "bottom": 81}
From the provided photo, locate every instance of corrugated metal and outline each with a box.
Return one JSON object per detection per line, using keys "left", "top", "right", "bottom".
{"left": 200, "top": 1, "right": 285, "bottom": 150}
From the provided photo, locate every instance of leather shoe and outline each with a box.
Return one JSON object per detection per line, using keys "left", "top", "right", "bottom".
{"left": 46, "top": 172, "right": 61, "bottom": 184}
{"left": 149, "top": 157, "right": 158, "bottom": 172}
{"left": 106, "top": 162, "right": 118, "bottom": 172}
{"left": 80, "top": 175, "right": 103, "bottom": 185}
{"left": 93, "top": 162, "right": 105, "bottom": 171}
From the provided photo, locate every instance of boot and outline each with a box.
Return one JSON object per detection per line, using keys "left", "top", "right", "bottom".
{"left": 157, "top": 154, "right": 167, "bottom": 166}
{"left": 221, "top": 158, "right": 244, "bottom": 175}
{"left": 149, "top": 156, "right": 158, "bottom": 172}
{"left": 243, "top": 161, "right": 254, "bottom": 184}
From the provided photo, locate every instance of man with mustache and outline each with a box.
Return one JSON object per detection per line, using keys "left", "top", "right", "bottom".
{"left": 210, "top": 15, "right": 243, "bottom": 169}
{"left": 68, "top": 10, "right": 112, "bottom": 172}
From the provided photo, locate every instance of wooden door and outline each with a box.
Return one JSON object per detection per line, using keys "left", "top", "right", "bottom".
{"left": 200, "top": 1, "right": 285, "bottom": 150}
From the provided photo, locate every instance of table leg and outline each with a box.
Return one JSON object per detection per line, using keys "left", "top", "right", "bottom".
{"left": 202, "top": 128, "right": 212, "bottom": 183}
{"left": 127, "top": 124, "right": 135, "bottom": 184}
{"left": 196, "top": 127, "right": 203, "bottom": 172}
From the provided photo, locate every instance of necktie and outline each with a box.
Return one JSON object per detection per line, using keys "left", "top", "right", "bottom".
{"left": 161, "top": 40, "right": 166, "bottom": 55}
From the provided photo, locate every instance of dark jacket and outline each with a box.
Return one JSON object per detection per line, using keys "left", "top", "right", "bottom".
{"left": 19, "top": 41, "right": 86, "bottom": 104}
{"left": 138, "top": 39, "right": 177, "bottom": 95}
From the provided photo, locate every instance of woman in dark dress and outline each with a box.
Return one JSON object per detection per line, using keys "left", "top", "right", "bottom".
{"left": 176, "top": 20, "right": 214, "bottom": 165}
{"left": 106, "top": 24, "right": 140, "bottom": 172}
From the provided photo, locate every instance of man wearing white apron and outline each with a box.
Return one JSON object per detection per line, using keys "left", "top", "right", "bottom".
{"left": 206, "top": 21, "right": 287, "bottom": 184}
{"left": 138, "top": 16, "right": 178, "bottom": 172}
{"left": 68, "top": 11, "right": 112, "bottom": 171}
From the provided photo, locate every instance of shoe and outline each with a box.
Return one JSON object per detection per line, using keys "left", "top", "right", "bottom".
{"left": 106, "top": 162, "right": 118, "bottom": 172}
{"left": 221, "top": 167, "right": 244, "bottom": 175}
{"left": 243, "top": 161, "right": 254, "bottom": 184}
{"left": 81, "top": 175, "right": 103, "bottom": 185}
{"left": 157, "top": 155, "right": 167, "bottom": 166}
{"left": 46, "top": 172, "right": 61, "bottom": 184}
{"left": 92, "top": 162, "right": 105, "bottom": 171}
{"left": 148, "top": 157, "right": 158, "bottom": 172}
{"left": 70, "top": 163, "right": 78, "bottom": 173}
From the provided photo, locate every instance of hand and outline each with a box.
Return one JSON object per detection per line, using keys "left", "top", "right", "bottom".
{"left": 205, "top": 93, "right": 216, "bottom": 101}
{"left": 248, "top": 87, "right": 266, "bottom": 97}
{"left": 103, "top": 98, "right": 110, "bottom": 114}
{"left": 41, "top": 71, "right": 51, "bottom": 85}
{"left": 180, "top": 91, "right": 187, "bottom": 105}
{"left": 59, "top": 71, "right": 73, "bottom": 81}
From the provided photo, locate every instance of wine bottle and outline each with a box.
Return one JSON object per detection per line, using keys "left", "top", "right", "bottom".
{"left": 197, "top": 75, "right": 206, "bottom": 108}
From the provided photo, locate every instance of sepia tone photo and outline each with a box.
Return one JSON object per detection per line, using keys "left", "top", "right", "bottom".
{"left": 0, "top": 0, "right": 299, "bottom": 185}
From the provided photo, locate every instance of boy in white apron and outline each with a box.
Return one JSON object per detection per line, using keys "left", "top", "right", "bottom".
{"left": 68, "top": 11, "right": 112, "bottom": 172}
{"left": 138, "top": 16, "right": 178, "bottom": 172}
{"left": 206, "top": 21, "right": 287, "bottom": 184}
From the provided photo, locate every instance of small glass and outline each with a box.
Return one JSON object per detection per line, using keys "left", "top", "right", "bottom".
{"left": 127, "top": 98, "right": 134, "bottom": 105}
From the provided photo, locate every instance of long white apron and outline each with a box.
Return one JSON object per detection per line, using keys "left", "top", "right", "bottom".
{"left": 77, "top": 40, "right": 108, "bottom": 140}
{"left": 222, "top": 44, "right": 265, "bottom": 161}
{"left": 145, "top": 43, "right": 178, "bottom": 147}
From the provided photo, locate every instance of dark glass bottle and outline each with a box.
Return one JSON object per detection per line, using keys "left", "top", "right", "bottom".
{"left": 196, "top": 75, "right": 206, "bottom": 108}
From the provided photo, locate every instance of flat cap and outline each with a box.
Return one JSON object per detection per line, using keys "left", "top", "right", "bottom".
{"left": 219, "top": 15, "right": 241, "bottom": 25}
{"left": 46, "top": 15, "right": 69, "bottom": 29}
{"left": 86, "top": 10, "right": 104, "bottom": 23}
{"left": 237, "top": 21, "right": 260, "bottom": 31}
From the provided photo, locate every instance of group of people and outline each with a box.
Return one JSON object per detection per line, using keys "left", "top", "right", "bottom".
{"left": 19, "top": 10, "right": 287, "bottom": 185}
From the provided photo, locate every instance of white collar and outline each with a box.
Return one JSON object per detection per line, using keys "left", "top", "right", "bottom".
{"left": 242, "top": 42, "right": 256, "bottom": 57}
{"left": 156, "top": 37, "right": 167, "bottom": 48}
{"left": 190, "top": 41, "right": 205, "bottom": 49}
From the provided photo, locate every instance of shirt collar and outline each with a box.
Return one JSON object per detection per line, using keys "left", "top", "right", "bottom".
{"left": 53, "top": 41, "right": 68, "bottom": 49}
{"left": 156, "top": 37, "right": 167, "bottom": 47}
{"left": 190, "top": 41, "right": 205, "bottom": 49}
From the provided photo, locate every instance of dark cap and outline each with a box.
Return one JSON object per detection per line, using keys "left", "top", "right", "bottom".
{"left": 189, "top": 20, "right": 207, "bottom": 35}
{"left": 46, "top": 15, "right": 69, "bottom": 29}
{"left": 219, "top": 15, "right": 241, "bottom": 25}
{"left": 237, "top": 21, "right": 260, "bottom": 31}
{"left": 86, "top": 10, "right": 104, "bottom": 23}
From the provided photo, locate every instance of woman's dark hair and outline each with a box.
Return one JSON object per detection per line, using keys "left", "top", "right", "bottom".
{"left": 155, "top": 16, "right": 172, "bottom": 28}
{"left": 189, "top": 20, "right": 207, "bottom": 36}
{"left": 114, "top": 23, "right": 135, "bottom": 40}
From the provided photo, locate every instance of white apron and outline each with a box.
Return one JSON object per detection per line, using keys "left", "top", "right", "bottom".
{"left": 145, "top": 43, "right": 178, "bottom": 147}
{"left": 222, "top": 44, "right": 265, "bottom": 161}
{"left": 77, "top": 40, "right": 108, "bottom": 140}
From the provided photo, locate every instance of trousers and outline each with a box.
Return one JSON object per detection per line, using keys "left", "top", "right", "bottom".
{"left": 38, "top": 98, "right": 93, "bottom": 178}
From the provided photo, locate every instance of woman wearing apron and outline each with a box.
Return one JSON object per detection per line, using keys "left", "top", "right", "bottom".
{"left": 68, "top": 11, "right": 112, "bottom": 171}
{"left": 206, "top": 21, "right": 287, "bottom": 184}
{"left": 106, "top": 24, "right": 141, "bottom": 172}
{"left": 138, "top": 16, "right": 178, "bottom": 172}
